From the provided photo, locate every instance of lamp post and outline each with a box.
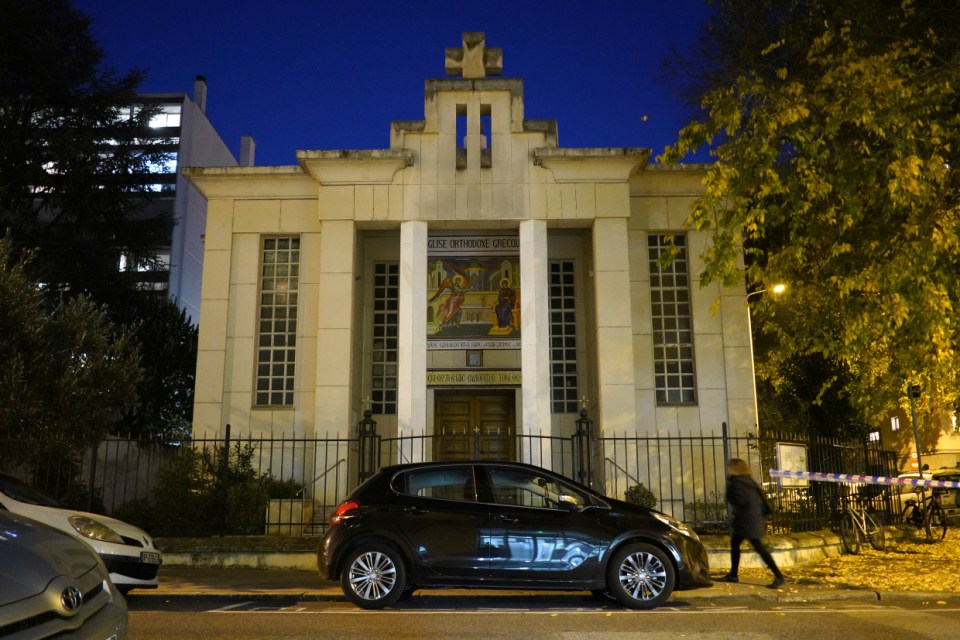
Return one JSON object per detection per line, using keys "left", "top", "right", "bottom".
{"left": 907, "top": 384, "right": 923, "bottom": 474}
{"left": 746, "top": 283, "right": 786, "bottom": 435}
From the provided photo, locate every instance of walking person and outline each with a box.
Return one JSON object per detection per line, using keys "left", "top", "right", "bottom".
{"left": 721, "top": 458, "right": 785, "bottom": 588}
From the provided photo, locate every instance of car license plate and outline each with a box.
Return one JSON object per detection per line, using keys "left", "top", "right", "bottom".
{"left": 140, "top": 551, "right": 161, "bottom": 565}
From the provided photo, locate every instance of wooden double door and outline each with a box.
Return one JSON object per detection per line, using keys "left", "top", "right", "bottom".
{"left": 434, "top": 391, "right": 516, "bottom": 462}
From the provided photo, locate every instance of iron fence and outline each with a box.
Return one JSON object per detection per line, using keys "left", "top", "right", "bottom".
{"left": 0, "top": 423, "right": 901, "bottom": 538}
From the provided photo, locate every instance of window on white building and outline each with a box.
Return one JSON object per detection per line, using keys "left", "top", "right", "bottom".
{"left": 149, "top": 105, "right": 182, "bottom": 129}
{"left": 255, "top": 237, "right": 300, "bottom": 407}
{"left": 549, "top": 261, "right": 579, "bottom": 413}
{"left": 648, "top": 234, "right": 696, "bottom": 405}
{"left": 145, "top": 152, "right": 178, "bottom": 174}
{"left": 119, "top": 251, "right": 170, "bottom": 272}
{"left": 371, "top": 262, "right": 399, "bottom": 415}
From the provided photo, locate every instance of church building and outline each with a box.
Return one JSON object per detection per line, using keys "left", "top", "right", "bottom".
{"left": 184, "top": 33, "right": 756, "bottom": 473}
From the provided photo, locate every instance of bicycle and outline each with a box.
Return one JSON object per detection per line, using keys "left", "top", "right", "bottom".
{"left": 901, "top": 487, "right": 948, "bottom": 541}
{"left": 839, "top": 491, "right": 885, "bottom": 554}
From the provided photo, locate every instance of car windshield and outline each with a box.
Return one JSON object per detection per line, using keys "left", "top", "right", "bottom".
{"left": 0, "top": 474, "right": 65, "bottom": 508}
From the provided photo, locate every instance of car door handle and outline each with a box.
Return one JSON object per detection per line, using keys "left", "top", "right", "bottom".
{"left": 495, "top": 514, "right": 519, "bottom": 524}
{"left": 402, "top": 506, "right": 429, "bottom": 515}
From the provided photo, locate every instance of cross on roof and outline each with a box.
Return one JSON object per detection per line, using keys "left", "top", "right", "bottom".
{"left": 445, "top": 32, "right": 503, "bottom": 79}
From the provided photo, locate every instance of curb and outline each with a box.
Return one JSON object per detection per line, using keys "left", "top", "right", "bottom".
{"left": 131, "top": 569, "right": 886, "bottom": 606}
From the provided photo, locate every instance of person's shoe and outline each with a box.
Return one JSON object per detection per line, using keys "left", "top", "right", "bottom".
{"left": 767, "top": 576, "right": 785, "bottom": 589}
{"left": 719, "top": 574, "right": 739, "bottom": 583}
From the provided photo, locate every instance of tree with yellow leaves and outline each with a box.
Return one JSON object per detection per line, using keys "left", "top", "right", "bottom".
{"left": 663, "top": 0, "right": 960, "bottom": 435}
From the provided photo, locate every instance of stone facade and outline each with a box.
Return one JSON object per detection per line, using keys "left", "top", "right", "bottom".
{"left": 184, "top": 34, "right": 756, "bottom": 469}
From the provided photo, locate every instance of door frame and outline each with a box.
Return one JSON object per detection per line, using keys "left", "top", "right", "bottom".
{"left": 432, "top": 389, "right": 517, "bottom": 462}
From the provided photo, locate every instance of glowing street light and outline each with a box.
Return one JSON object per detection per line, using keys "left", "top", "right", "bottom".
{"left": 746, "top": 284, "right": 787, "bottom": 433}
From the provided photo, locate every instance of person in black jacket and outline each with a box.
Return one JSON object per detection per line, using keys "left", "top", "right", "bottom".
{"left": 721, "top": 458, "right": 785, "bottom": 588}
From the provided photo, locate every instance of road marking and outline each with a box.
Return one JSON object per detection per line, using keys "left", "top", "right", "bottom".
{"left": 208, "top": 601, "right": 254, "bottom": 612}
{"left": 199, "top": 602, "right": 960, "bottom": 615}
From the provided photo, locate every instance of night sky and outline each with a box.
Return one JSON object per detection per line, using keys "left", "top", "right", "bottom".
{"left": 74, "top": 0, "right": 712, "bottom": 166}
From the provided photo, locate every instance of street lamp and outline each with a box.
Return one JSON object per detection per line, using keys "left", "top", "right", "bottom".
{"left": 746, "top": 283, "right": 787, "bottom": 434}
{"left": 907, "top": 384, "right": 923, "bottom": 474}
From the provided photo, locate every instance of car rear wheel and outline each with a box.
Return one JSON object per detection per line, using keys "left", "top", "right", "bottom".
{"left": 341, "top": 543, "right": 406, "bottom": 609}
{"left": 605, "top": 542, "right": 675, "bottom": 609}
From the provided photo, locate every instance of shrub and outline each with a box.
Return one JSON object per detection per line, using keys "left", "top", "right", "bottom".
{"left": 624, "top": 483, "right": 658, "bottom": 509}
{"left": 684, "top": 492, "right": 728, "bottom": 534}
{"left": 263, "top": 476, "right": 304, "bottom": 500}
{"left": 141, "top": 440, "right": 278, "bottom": 536}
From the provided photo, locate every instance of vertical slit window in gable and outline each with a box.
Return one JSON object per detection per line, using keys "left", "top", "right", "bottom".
{"left": 480, "top": 105, "right": 492, "bottom": 168}
{"left": 456, "top": 104, "right": 467, "bottom": 170}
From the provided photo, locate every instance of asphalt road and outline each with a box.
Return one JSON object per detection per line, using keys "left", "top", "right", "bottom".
{"left": 128, "top": 594, "right": 960, "bottom": 639}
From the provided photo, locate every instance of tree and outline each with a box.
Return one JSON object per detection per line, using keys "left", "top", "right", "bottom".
{"left": 0, "top": 0, "right": 194, "bottom": 440}
{"left": 0, "top": 236, "right": 141, "bottom": 454}
{"left": 0, "top": 0, "right": 169, "bottom": 305}
{"left": 114, "top": 294, "right": 197, "bottom": 437}
{"left": 663, "top": 0, "right": 960, "bottom": 429}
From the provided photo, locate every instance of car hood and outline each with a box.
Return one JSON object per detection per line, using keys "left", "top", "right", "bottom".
{"left": 1, "top": 497, "right": 154, "bottom": 548}
{"left": 0, "top": 511, "right": 101, "bottom": 606}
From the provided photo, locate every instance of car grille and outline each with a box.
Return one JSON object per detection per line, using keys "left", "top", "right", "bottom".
{"left": 103, "top": 555, "right": 161, "bottom": 580}
{"left": 120, "top": 535, "right": 145, "bottom": 548}
{"left": 0, "top": 576, "right": 107, "bottom": 636}
{"left": 0, "top": 611, "right": 58, "bottom": 636}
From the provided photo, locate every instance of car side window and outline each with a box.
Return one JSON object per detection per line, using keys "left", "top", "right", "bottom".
{"left": 939, "top": 475, "right": 960, "bottom": 507}
{"left": 487, "top": 467, "right": 586, "bottom": 510}
{"left": 395, "top": 466, "right": 476, "bottom": 502}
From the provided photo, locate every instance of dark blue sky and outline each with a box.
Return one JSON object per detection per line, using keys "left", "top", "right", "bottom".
{"left": 75, "top": 0, "right": 712, "bottom": 167}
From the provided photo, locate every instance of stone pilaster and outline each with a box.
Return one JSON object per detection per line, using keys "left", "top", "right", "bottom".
{"left": 398, "top": 221, "right": 429, "bottom": 459}
{"left": 314, "top": 220, "right": 356, "bottom": 436}
{"left": 593, "top": 217, "right": 639, "bottom": 435}
{"left": 520, "top": 219, "right": 552, "bottom": 466}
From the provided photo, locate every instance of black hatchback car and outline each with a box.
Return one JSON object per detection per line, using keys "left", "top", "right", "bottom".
{"left": 319, "top": 461, "right": 710, "bottom": 609}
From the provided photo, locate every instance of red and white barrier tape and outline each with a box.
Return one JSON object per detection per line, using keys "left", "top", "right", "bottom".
{"left": 769, "top": 469, "right": 960, "bottom": 489}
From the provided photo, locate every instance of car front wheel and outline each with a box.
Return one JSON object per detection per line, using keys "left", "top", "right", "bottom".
{"left": 341, "top": 543, "right": 406, "bottom": 609}
{"left": 606, "top": 542, "right": 675, "bottom": 609}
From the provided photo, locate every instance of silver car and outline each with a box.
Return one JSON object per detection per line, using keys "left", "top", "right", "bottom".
{"left": 0, "top": 510, "right": 128, "bottom": 639}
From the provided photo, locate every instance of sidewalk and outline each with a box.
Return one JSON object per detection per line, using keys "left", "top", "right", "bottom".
{"left": 136, "top": 566, "right": 883, "bottom": 604}
{"left": 142, "top": 528, "right": 960, "bottom": 605}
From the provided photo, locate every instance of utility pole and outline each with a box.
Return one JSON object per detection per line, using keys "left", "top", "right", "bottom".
{"left": 907, "top": 384, "right": 923, "bottom": 474}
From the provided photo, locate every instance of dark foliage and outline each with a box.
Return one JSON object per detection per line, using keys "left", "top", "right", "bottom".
{"left": 0, "top": 0, "right": 171, "bottom": 306}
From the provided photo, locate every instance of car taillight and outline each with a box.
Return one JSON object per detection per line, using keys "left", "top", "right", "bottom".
{"left": 330, "top": 500, "right": 360, "bottom": 526}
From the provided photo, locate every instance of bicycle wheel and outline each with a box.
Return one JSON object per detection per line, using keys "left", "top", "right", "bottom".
{"left": 925, "top": 504, "right": 948, "bottom": 541}
{"left": 840, "top": 512, "right": 860, "bottom": 554}
{"left": 865, "top": 511, "right": 885, "bottom": 550}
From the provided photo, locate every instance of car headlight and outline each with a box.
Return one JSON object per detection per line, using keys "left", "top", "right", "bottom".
{"left": 653, "top": 512, "right": 700, "bottom": 541}
{"left": 68, "top": 515, "right": 124, "bottom": 544}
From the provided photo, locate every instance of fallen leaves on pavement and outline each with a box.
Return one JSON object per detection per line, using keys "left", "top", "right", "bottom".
{"left": 727, "top": 531, "right": 960, "bottom": 593}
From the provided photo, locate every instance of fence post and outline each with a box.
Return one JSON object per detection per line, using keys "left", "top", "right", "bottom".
{"left": 357, "top": 410, "right": 379, "bottom": 481}
{"left": 574, "top": 408, "right": 594, "bottom": 488}
{"left": 722, "top": 421, "right": 730, "bottom": 467}
{"left": 218, "top": 424, "right": 231, "bottom": 538}
{"left": 87, "top": 441, "right": 98, "bottom": 512}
